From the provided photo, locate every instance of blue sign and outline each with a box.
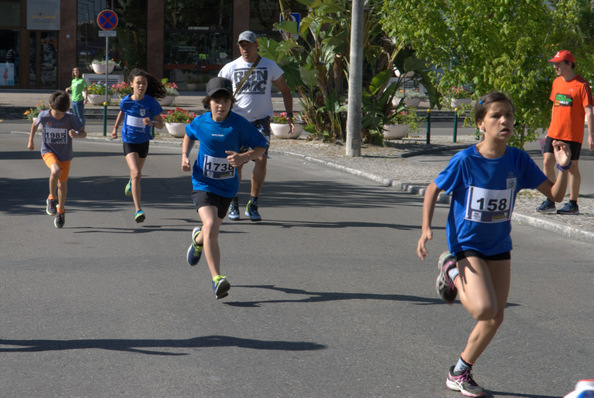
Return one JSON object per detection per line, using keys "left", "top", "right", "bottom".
{"left": 97, "top": 10, "right": 118, "bottom": 31}
{"left": 279, "top": 12, "right": 301, "bottom": 39}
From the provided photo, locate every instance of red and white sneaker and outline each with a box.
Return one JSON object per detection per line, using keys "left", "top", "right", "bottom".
{"left": 446, "top": 366, "right": 485, "bottom": 397}
{"left": 436, "top": 251, "right": 457, "bottom": 304}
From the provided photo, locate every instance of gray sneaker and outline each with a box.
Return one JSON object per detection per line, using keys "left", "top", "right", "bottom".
{"left": 446, "top": 366, "right": 485, "bottom": 397}
{"left": 228, "top": 198, "right": 240, "bottom": 221}
{"left": 536, "top": 199, "right": 556, "bottom": 213}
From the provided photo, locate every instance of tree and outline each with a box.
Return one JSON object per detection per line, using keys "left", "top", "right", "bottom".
{"left": 380, "top": 0, "right": 594, "bottom": 148}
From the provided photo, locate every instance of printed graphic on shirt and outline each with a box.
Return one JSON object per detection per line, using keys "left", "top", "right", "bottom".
{"left": 233, "top": 68, "right": 268, "bottom": 95}
{"left": 554, "top": 93, "right": 573, "bottom": 107}
{"left": 465, "top": 186, "right": 513, "bottom": 223}
{"left": 44, "top": 127, "right": 68, "bottom": 144}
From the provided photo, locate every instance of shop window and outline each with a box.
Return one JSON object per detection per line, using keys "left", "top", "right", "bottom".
{"left": 0, "top": 30, "right": 19, "bottom": 86}
{"left": 0, "top": 0, "right": 20, "bottom": 27}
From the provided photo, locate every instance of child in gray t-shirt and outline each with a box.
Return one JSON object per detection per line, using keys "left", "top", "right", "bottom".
{"left": 27, "top": 90, "right": 87, "bottom": 228}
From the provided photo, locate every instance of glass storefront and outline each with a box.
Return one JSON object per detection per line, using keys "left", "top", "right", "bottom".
{"left": 163, "top": 0, "right": 233, "bottom": 89}
{"left": 0, "top": 0, "right": 21, "bottom": 87}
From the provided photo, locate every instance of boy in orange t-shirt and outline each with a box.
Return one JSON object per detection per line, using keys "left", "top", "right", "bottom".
{"left": 536, "top": 50, "right": 594, "bottom": 215}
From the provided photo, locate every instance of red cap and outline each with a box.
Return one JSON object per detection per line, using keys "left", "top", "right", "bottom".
{"left": 548, "top": 50, "right": 575, "bottom": 63}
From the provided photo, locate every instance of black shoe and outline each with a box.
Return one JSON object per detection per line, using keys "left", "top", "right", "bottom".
{"left": 536, "top": 199, "right": 555, "bottom": 213}
{"left": 54, "top": 211, "right": 65, "bottom": 228}
{"left": 556, "top": 202, "right": 579, "bottom": 215}
{"left": 245, "top": 200, "right": 262, "bottom": 222}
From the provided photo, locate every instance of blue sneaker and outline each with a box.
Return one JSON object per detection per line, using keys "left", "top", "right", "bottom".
{"left": 213, "top": 276, "right": 230, "bottom": 299}
{"left": 134, "top": 210, "right": 145, "bottom": 223}
{"left": 186, "top": 227, "right": 202, "bottom": 266}
{"left": 228, "top": 198, "right": 240, "bottom": 221}
{"left": 125, "top": 179, "right": 132, "bottom": 197}
{"left": 536, "top": 199, "right": 555, "bottom": 213}
{"left": 245, "top": 200, "right": 262, "bottom": 222}
{"left": 557, "top": 202, "right": 579, "bottom": 215}
{"left": 436, "top": 251, "right": 457, "bottom": 304}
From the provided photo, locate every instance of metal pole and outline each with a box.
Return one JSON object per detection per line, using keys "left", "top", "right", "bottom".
{"left": 346, "top": 0, "right": 364, "bottom": 157}
{"left": 453, "top": 108, "right": 458, "bottom": 143}
{"left": 425, "top": 109, "right": 431, "bottom": 145}
{"left": 103, "top": 36, "right": 109, "bottom": 136}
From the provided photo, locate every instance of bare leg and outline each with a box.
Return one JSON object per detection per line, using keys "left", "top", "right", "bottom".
{"left": 250, "top": 156, "right": 267, "bottom": 197}
{"left": 568, "top": 159, "right": 580, "bottom": 202}
{"left": 125, "top": 153, "right": 147, "bottom": 212}
{"left": 455, "top": 257, "right": 511, "bottom": 363}
{"left": 196, "top": 205, "right": 224, "bottom": 278}
{"left": 48, "top": 163, "right": 61, "bottom": 199}
{"left": 56, "top": 179, "right": 67, "bottom": 212}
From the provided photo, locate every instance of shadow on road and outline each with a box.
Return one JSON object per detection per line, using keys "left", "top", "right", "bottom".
{"left": 0, "top": 335, "right": 326, "bottom": 356}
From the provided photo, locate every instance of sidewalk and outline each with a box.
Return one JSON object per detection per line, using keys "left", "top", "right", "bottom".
{"left": 1, "top": 91, "right": 592, "bottom": 242}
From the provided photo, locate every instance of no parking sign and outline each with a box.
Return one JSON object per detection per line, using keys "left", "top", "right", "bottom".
{"left": 97, "top": 9, "right": 118, "bottom": 31}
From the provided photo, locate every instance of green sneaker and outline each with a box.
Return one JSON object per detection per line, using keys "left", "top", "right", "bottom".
{"left": 213, "top": 276, "right": 230, "bottom": 299}
{"left": 186, "top": 227, "right": 203, "bottom": 266}
{"left": 125, "top": 179, "right": 132, "bottom": 197}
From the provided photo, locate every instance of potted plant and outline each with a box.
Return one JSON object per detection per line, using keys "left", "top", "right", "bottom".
{"left": 449, "top": 87, "right": 473, "bottom": 108}
{"left": 87, "top": 82, "right": 113, "bottom": 104}
{"left": 162, "top": 107, "right": 197, "bottom": 137}
{"left": 111, "top": 81, "right": 132, "bottom": 99}
{"left": 270, "top": 112, "right": 303, "bottom": 139}
{"left": 383, "top": 109, "right": 422, "bottom": 140}
{"left": 23, "top": 102, "right": 49, "bottom": 122}
{"left": 159, "top": 78, "right": 179, "bottom": 106}
{"left": 393, "top": 89, "right": 427, "bottom": 107}
{"left": 91, "top": 59, "right": 119, "bottom": 74}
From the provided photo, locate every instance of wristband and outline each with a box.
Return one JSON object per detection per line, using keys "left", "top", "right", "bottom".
{"left": 556, "top": 161, "right": 572, "bottom": 172}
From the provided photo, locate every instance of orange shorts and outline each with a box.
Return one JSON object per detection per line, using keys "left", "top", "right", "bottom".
{"left": 42, "top": 153, "right": 71, "bottom": 182}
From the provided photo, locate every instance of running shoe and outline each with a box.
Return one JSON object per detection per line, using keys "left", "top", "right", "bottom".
{"left": 125, "top": 179, "right": 132, "bottom": 197}
{"left": 245, "top": 200, "right": 262, "bottom": 222}
{"left": 46, "top": 197, "right": 57, "bottom": 215}
{"left": 228, "top": 198, "right": 240, "bottom": 221}
{"left": 557, "top": 202, "right": 579, "bottom": 215}
{"left": 186, "top": 227, "right": 203, "bottom": 266}
{"left": 436, "top": 251, "right": 457, "bottom": 304}
{"left": 446, "top": 366, "right": 485, "bottom": 397}
{"left": 134, "top": 210, "right": 145, "bottom": 223}
{"left": 54, "top": 210, "right": 65, "bottom": 229}
{"left": 536, "top": 198, "right": 556, "bottom": 213}
{"left": 213, "top": 276, "right": 230, "bottom": 299}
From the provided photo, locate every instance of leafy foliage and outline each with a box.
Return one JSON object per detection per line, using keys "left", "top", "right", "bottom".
{"left": 23, "top": 102, "right": 49, "bottom": 121}
{"left": 162, "top": 107, "right": 196, "bottom": 123}
{"left": 380, "top": 0, "right": 594, "bottom": 148}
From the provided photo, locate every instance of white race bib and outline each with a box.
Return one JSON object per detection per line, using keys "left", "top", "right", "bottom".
{"left": 127, "top": 115, "right": 145, "bottom": 128}
{"left": 465, "top": 186, "right": 513, "bottom": 223}
{"left": 202, "top": 155, "right": 235, "bottom": 180}
{"left": 45, "top": 127, "right": 68, "bottom": 144}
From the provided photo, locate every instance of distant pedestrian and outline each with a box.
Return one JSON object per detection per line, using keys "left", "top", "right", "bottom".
{"left": 27, "top": 90, "right": 87, "bottom": 228}
{"left": 65, "top": 67, "right": 88, "bottom": 128}
{"left": 111, "top": 68, "right": 166, "bottom": 223}
{"left": 536, "top": 50, "right": 593, "bottom": 215}
{"left": 182, "top": 77, "right": 267, "bottom": 299}
{"left": 417, "top": 92, "right": 571, "bottom": 397}
{"left": 218, "top": 30, "right": 294, "bottom": 221}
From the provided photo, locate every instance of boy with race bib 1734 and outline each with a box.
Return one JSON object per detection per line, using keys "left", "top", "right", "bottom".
{"left": 182, "top": 77, "right": 267, "bottom": 299}
{"left": 417, "top": 92, "right": 571, "bottom": 397}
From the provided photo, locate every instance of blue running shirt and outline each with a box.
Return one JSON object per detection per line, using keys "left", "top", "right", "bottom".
{"left": 120, "top": 94, "right": 163, "bottom": 144}
{"left": 435, "top": 145, "right": 547, "bottom": 256}
{"left": 185, "top": 111, "right": 268, "bottom": 198}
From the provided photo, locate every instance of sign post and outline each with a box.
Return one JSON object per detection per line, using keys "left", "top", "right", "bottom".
{"left": 97, "top": 9, "right": 118, "bottom": 136}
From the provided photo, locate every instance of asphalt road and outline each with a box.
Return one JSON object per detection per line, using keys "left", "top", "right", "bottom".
{"left": 0, "top": 131, "right": 592, "bottom": 397}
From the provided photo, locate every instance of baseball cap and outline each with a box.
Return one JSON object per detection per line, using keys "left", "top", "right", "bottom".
{"left": 548, "top": 50, "right": 575, "bottom": 63}
{"left": 206, "top": 77, "right": 233, "bottom": 96}
{"left": 237, "top": 30, "right": 257, "bottom": 44}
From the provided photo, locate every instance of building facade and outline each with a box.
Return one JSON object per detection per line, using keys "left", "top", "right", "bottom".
{"left": 0, "top": 0, "right": 296, "bottom": 90}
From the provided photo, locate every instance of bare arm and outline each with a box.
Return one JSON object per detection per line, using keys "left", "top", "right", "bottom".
{"left": 225, "top": 146, "right": 266, "bottom": 168}
{"left": 417, "top": 181, "right": 441, "bottom": 260}
{"left": 585, "top": 105, "right": 593, "bottom": 151}
{"left": 111, "top": 111, "right": 124, "bottom": 139}
{"left": 181, "top": 134, "right": 195, "bottom": 171}
{"left": 27, "top": 121, "right": 39, "bottom": 151}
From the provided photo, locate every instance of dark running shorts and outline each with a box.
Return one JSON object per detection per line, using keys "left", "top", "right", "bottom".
{"left": 542, "top": 136, "right": 581, "bottom": 161}
{"left": 455, "top": 250, "right": 511, "bottom": 262}
{"left": 123, "top": 141, "right": 150, "bottom": 158}
{"left": 191, "top": 190, "right": 233, "bottom": 220}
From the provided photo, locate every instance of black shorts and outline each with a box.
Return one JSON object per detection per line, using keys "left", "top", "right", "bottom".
{"left": 123, "top": 141, "right": 150, "bottom": 158}
{"left": 191, "top": 191, "right": 233, "bottom": 219}
{"left": 239, "top": 116, "right": 271, "bottom": 155}
{"left": 543, "top": 136, "right": 581, "bottom": 160}
{"left": 455, "top": 250, "right": 511, "bottom": 262}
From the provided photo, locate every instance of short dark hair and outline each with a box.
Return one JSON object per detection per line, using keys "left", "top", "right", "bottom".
{"left": 474, "top": 91, "right": 515, "bottom": 125}
{"left": 49, "top": 90, "right": 71, "bottom": 112}
{"left": 202, "top": 91, "right": 235, "bottom": 110}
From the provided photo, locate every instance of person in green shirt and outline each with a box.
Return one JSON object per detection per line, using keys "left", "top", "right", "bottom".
{"left": 65, "top": 67, "right": 87, "bottom": 128}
